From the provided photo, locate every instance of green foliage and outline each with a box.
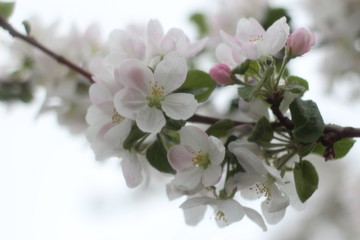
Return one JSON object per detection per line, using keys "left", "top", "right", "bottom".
{"left": 165, "top": 118, "right": 186, "bottom": 131}
{"left": 237, "top": 85, "right": 256, "bottom": 102}
{"left": 0, "top": 81, "right": 33, "bottom": 103}
{"left": 206, "top": 119, "right": 234, "bottom": 138}
{"left": 0, "top": 1, "right": 15, "bottom": 19}
{"left": 123, "top": 124, "right": 147, "bottom": 150}
{"left": 313, "top": 138, "right": 356, "bottom": 159}
{"left": 233, "top": 59, "right": 251, "bottom": 75}
{"left": 176, "top": 70, "right": 216, "bottom": 102}
{"left": 284, "top": 76, "right": 309, "bottom": 95}
{"left": 248, "top": 117, "right": 273, "bottom": 143}
{"left": 189, "top": 12, "right": 208, "bottom": 37}
{"left": 262, "top": 7, "right": 291, "bottom": 29}
{"left": 290, "top": 98, "right": 325, "bottom": 144}
{"left": 146, "top": 135, "right": 175, "bottom": 174}
{"left": 294, "top": 160, "right": 319, "bottom": 203}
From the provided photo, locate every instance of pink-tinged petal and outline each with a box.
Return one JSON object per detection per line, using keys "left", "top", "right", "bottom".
{"left": 202, "top": 165, "right": 222, "bottom": 187}
{"left": 263, "top": 17, "right": 289, "bottom": 56}
{"left": 121, "top": 153, "right": 143, "bottom": 188}
{"left": 161, "top": 28, "right": 188, "bottom": 53}
{"left": 154, "top": 53, "right": 187, "bottom": 93}
{"left": 180, "top": 126, "right": 208, "bottom": 151}
{"left": 86, "top": 105, "right": 107, "bottom": 125}
{"left": 267, "top": 183, "right": 290, "bottom": 213}
{"left": 114, "top": 88, "right": 147, "bottom": 120}
{"left": 207, "top": 136, "right": 225, "bottom": 165}
{"left": 162, "top": 93, "right": 198, "bottom": 120}
{"left": 214, "top": 199, "right": 245, "bottom": 227}
{"left": 236, "top": 18, "right": 265, "bottom": 43}
{"left": 261, "top": 201, "right": 286, "bottom": 224}
{"left": 108, "top": 29, "right": 145, "bottom": 60}
{"left": 87, "top": 138, "right": 115, "bottom": 161}
{"left": 220, "top": 30, "right": 241, "bottom": 51}
{"left": 168, "top": 145, "right": 194, "bottom": 171}
{"left": 215, "top": 43, "right": 238, "bottom": 67}
{"left": 184, "top": 37, "right": 208, "bottom": 57}
{"left": 147, "top": 19, "right": 164, "bottom": 49}
{"left": 89, "top": 58, "right": 113, "bottom": 84}
{"left": 115, "top": 59, "right": 152, "bottom": 92}
{"left": 173, "top": 168, "right": 202, "bottom": 190}
{"left": 136, "top": 106, "right": 165, "bottom": 133}
{"left": 225, "top": 171, "right": 261, "bottom": 193}
{"left": 239, "top": 42, "right": 261, "bottom": 60}
{"left": 89, "top": 83, "right": 113, "bottom": 105}
{"left": 104, "top": 119, "right": 133, "bottom": 149}
{"left": 244, "top": 207, "right": 267, "bottom": 231}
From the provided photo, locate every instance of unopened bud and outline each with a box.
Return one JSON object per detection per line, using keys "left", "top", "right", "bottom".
{"left": 286, "top": 27, "right": 315, "bottom": 57}
{"left": 209, "top": 63, "right": 233, "bottom": 85}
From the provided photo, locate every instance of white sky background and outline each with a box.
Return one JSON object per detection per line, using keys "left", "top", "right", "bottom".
{"left": 1, "top": 0, "right": 360, "bottom": 240}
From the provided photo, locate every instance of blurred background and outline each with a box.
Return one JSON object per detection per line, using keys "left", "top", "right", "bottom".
{"left": 1, "top": 0, "right": 360, "bottom": 239}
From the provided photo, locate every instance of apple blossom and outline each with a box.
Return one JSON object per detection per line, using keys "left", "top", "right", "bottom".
{"left": 167, "top": 125, "right": 225, "bottom": 190}
{"left": 114, "top": 53, "right": 198, "bottom": 133}
{"left": 286, "top": 27, "right": 316, "bottom": 57}
{"left": 220, "top": 17, "right": 290, "bottom": 59}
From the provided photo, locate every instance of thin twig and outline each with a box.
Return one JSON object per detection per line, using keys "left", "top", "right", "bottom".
{"left": 0, "top": 15, "right": 93, "bottom": 83}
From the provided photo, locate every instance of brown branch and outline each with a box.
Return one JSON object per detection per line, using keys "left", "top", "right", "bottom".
{"left": 188, "top": 114, "right": 253, "bottom": 126}
{"left": 0, "top": 15, "right": 94, "bottom": 83}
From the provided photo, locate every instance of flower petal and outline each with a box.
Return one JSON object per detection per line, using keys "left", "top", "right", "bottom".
{"left": 202, "top": 165, "right": 222, "bottom": 187}
{"left": 115, "top": 59, "right": 152, "bottom": 92}
{"left": 244, "top": 207, "right": 267, "bottom": 231}
{"left": 267, "top": 183, "right": 290, "bottom": 213}
{"left": 162, "top": 93, "right": 198, "bottom": 120}
{"left": 180, "top": 126, "right": 208, "bottom": 151}
{"left": 207, "top": 136, "right": 225, "bottom": 165}
{"left": 214, "top": 199, "right": 245, "bottom": 227}
{"left": 114, "top": 88, "right": 147, "bottom": 120}
{"left": 261, "top": 201, "right": 286, "bottom": 224}
{"left": 121, "top": 152, "right": 143, "bottom": 188}
{"left": 154, "top": 53, "right": 187, "bottom": 94}
{"left": 89, "top": 83, "right": 113, "bottom": 105}
{"left": 168, "top": 145, "right": 195, "bottom": 171}
{"left": 235, "top": 18, "right": 265, "bottom": 43}
{"left": 147, "top": 19, "right": 164, "bottom": 50}
{"left": 136, "top": 106, "right": 165, "bottom": 133}
{"left": 161, "top": 28, "right": 188, "bottom": 53}
{"left": 263, "top": 17, "right": 289, "bottom": 56}
{"left": 173, "top": 168, "right": 202, "bottom": 190}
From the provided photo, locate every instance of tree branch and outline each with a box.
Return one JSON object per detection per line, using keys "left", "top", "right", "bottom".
{"left": 0, "top": 15, "right": 94, "bottom": 83}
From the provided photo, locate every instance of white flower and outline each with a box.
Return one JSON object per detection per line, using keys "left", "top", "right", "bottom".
{"left": 114, "top": 53, "right": 198, "bottom": 133}
{"left": 220, "top": 17, "right": 290, "bottom": 60}
{"left": 167, "top": 126, "right": 225, "bottom": 190}
{"left": 146, "top": 19, "right": 208, "bottom": 67}
{"left": 86, "top": 58, "right": 133, "bottom": 160}
{"left": 227, "top": 140, "right": 290, "bottom": 224}
{"left": 180, "top": 196, "right": 267, "bottom": 230}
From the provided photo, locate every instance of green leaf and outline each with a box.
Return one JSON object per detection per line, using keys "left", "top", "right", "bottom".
{"left": 233, "top": 59, "right": 251, "bottom": 75}
{"left": 313, "top": 138, "right": 356, "bottom": 159}
{"left": 0, "top": 2, "right": 15, "bottom": 19}
{"left": 290, "top": 98, "right": 325, "bottom": 144}
{"left": 189, "top": 12, "right": 208, "bottom": 37}
{"left": 297, "top": 143, "right": 315, "bottom": 157}
{"left": 165, "top": 118, "right": 186, "bottom": 131}
{"left": 294, "top": 160, "right": 319, "bottom": 203}
{"left": 146, "top": 135, "right": 175, "bottom": 174}
{"left": 284, "top": 76, "right": 309, "bottom": 94}
{"left": 123, "top": 124, "right": 147, "bottom": 150}
{"left": 176, "top": 70, "right": 216, "bottom": 102}
{"left": 248, "top": 117, "right": 273, "bottom": 143}
{"left": 206, "top": 119, "right": 234, "bottom": 138}
{"left": 237, "top": 85, "right": 256, "bottom": 101}
{"left": 262, "top": 8, "right": 292, "bottom": 30}
{"left": 244, "top": 60, "right": 260, "bottom": 82}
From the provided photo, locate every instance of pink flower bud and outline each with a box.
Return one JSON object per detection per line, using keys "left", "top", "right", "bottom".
{"left": 286, "top": 27, "right": 315, "bottom": 57}
{"left": 209, "top": 63, "right": 233, "bottom": 85}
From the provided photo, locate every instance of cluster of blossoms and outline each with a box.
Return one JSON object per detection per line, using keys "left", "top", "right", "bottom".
{"left": 2, "top": 17, "right": 103, "bottom": 133}
{"left": 85, "top": 15, "right": 319, "bottom": 230}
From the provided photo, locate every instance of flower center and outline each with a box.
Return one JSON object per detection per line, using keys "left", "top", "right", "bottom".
{"left": 249, "top": 34, "right": 264, "bottom": 43}
{"left": 250, "top": 175, "right": 275, "bottom": 203}
{"left": 147, "top": 80, "right": 165, "bottom": 109}
{"left": 192, "top": 150, "right": 210, "bottom": 169}
{"left": 216, "top": 210, "right": 227, "bottom": 222}
{"left": 112, "top": 108, "right": 124, "bottom": 124}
